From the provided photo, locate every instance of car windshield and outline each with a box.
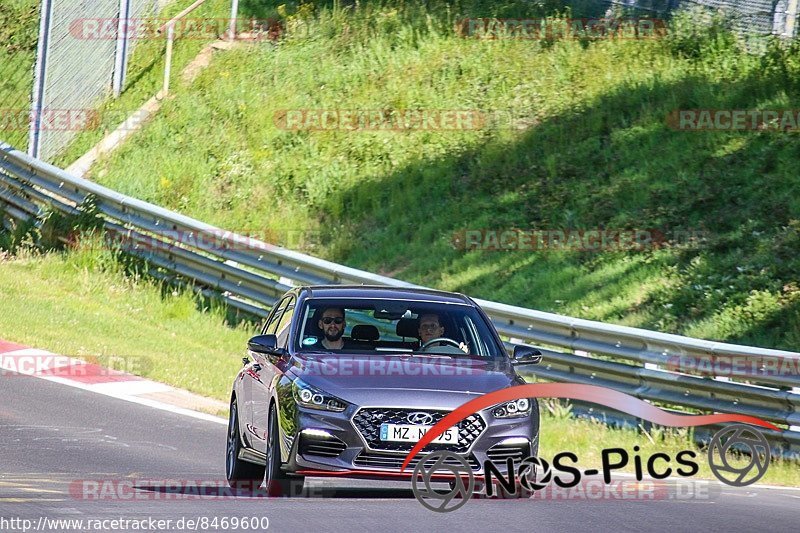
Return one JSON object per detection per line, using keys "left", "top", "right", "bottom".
{"left": 294, "top": 298, "right": 505, "bottom": 358}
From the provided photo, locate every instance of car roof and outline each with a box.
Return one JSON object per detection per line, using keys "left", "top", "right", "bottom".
{"left": 298, "top": 285, "right": 473, "bottom": 305}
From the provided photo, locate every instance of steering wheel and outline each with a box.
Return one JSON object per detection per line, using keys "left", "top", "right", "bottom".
{"left": 420, "top": 337, "right": 463, "bottom": 351}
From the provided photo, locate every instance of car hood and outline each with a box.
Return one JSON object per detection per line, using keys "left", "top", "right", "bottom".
{"left": 287, "top": 353, "right": 519, "bottom": 409}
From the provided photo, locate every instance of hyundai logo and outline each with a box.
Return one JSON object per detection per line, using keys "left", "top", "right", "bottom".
{"left": 407, "top": 412, "right": 434, "bottom": 425}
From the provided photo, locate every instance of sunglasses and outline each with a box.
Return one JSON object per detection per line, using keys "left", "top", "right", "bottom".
{"left": 321, "top": 317, "right": 345, "bottom": 325}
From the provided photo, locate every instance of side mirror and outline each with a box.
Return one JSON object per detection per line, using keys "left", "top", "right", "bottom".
{"left": 512, "top": 344, "right": 543, "bottom": 365}
{"left": 247, "top": 334, "right": 281, "bottom": 355}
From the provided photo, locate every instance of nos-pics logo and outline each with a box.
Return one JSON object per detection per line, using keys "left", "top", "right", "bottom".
{"left": 404, "top": 384, "right": 775, "bottom": 513}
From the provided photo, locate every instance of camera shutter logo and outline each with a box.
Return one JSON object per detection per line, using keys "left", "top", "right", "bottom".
{"left": 517, "top": 456, "right": 552, "bottom": 491}
{"left": 708, "top": 424, "right": 770, "bottom": 487}
{"left": 411, "top": 451, "right": 474, "bottom": 513}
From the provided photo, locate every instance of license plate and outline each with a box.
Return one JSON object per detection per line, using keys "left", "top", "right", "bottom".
{"left": 379, "top": 423, "right": 459, "bottom": 444}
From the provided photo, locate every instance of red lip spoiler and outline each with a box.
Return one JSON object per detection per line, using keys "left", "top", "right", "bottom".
{"left": 295, "top": 469, "right": 484, "bottom": 481}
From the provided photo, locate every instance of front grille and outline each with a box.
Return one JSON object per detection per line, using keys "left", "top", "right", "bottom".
{"left": 352, "top": 408, "right": 486, "bottom": 453}
{"left": 486, "top": 442, "right": 530, "bottom": 467}
{"left": 354, "top": 450, "right": 481, "bottom": 471}
{"left": 299, "top": 434, "right": 347, "bottom": 458}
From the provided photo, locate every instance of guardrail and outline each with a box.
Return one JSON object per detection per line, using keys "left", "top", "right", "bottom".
{"left": 1, "top": 140, "right": 799, "bottom": 458}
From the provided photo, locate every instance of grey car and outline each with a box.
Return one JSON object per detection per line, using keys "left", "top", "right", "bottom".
{"left": 225, "top": 286, "right": 542, "bottom": 496}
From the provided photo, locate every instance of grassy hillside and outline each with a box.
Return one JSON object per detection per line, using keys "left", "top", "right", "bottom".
{"left": 53, "top": 0, "right": 233, "bottom": 164}
{"left": 78, "top": 0, "right": 800, "bottom": 350}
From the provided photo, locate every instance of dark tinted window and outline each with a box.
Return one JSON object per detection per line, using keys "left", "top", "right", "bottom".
{"left": 263, "top": 296, "right": 290, "bottom": 335}
{"left": 275, "top": 300, "right": 295, "bottom": 347}
{"left": 294, "top": 298, "right": 504, "bottom": 358}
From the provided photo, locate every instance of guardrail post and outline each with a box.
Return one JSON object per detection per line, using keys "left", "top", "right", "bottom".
{"left": 113, "top": 0, "right": 133, "bottom": 97}
{"left": 28, "top": 0, "right": 54, "bottom": 159}
{"left": 228, "top": 0, "right": 239, "bottom": 41}
{"left": 785, "top": 0, "right": 799, "bottom": 37}
{"left": 162, "top": 23, "right": 175, "bottom": 96}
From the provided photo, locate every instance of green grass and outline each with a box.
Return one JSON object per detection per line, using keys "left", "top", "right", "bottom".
{"left": 80, "top": 1, "right": 800, "bottom": 350}
{"left": 0, "top": 242, "right": 252, "bottom": 398}
{"left": 53, "top": 0, "right": 234, "bottom": 167}
{"left": 0, "top": 0, "right": 234, "bottom": 159}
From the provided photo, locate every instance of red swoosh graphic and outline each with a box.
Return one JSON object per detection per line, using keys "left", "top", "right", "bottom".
{"left": 401, "top": 383, "right": 778, "bottom": 471}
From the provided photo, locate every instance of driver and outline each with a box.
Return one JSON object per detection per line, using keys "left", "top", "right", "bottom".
{"left": 311, "top": 307, "right": 353, "bottom": 350}
{"left": 417, "top": 313, "right": 468, "bottom": 354}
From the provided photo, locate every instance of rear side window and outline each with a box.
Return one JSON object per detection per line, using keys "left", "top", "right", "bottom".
{"left": 263, "top": 296, "right": 290, "bottom": 335}
{"left": 275, "top": 302, "right": 295, "bottom": 347}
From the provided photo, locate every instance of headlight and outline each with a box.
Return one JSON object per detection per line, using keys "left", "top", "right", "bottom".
{"left": 292, "top": 378, "right": 348, "bottom": 412}
{"left": 492, "top": 398, "right": 531, "bottom": 419}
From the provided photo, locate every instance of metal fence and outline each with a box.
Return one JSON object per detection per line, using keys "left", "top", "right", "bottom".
{"left": 1, "top": 141, "right": 799, "bottom": 458}
{"left": 604, "top": 0, "right": 800, "bottom": 38}
{"left": 28, "top": 0, "right": 164, "bottom": 162}
{"left": 0, "top": 0, "right": 41, "bottom": 152}
{"left": 0, "top": 0, "right": 165, "bottom": 158}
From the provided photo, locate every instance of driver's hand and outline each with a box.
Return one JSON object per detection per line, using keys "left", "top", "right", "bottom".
{"left": 458, "top": 342, "right": 469, "bottom": 354}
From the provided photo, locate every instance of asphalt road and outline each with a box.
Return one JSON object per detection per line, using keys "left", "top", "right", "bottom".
{"left": 1, "top": 373, "right": 798, "bottom": 533}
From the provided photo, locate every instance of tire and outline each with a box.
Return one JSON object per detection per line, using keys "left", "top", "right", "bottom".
{"left": 266, "top": 404, "right": 304, "bottom": 497}
{"left": 226, "top": 398, "right": 266, "bottom": 490}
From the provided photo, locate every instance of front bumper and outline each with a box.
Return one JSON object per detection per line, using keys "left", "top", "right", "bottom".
{"left": 279, "top": 402, "right": 539, "bottom": 478}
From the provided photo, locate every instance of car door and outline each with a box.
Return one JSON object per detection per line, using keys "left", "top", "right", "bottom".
{"left": 242, "top": 296, "right": 289, "bottom": 446}
{"left": 251, "top": 295, "right": 295, "bottom": 454}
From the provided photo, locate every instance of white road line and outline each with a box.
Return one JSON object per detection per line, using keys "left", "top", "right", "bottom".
{"left": 37, "top": 375, "right": 226, "bottom": 425}
{"left": 2, "top": 340, "right": 226, "bottom": 426}
{"left": 88, "top": 380, "right": 173, "bottom": 395}
{"left": 1, "top": 348, "right": 56, "bottom": 356}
